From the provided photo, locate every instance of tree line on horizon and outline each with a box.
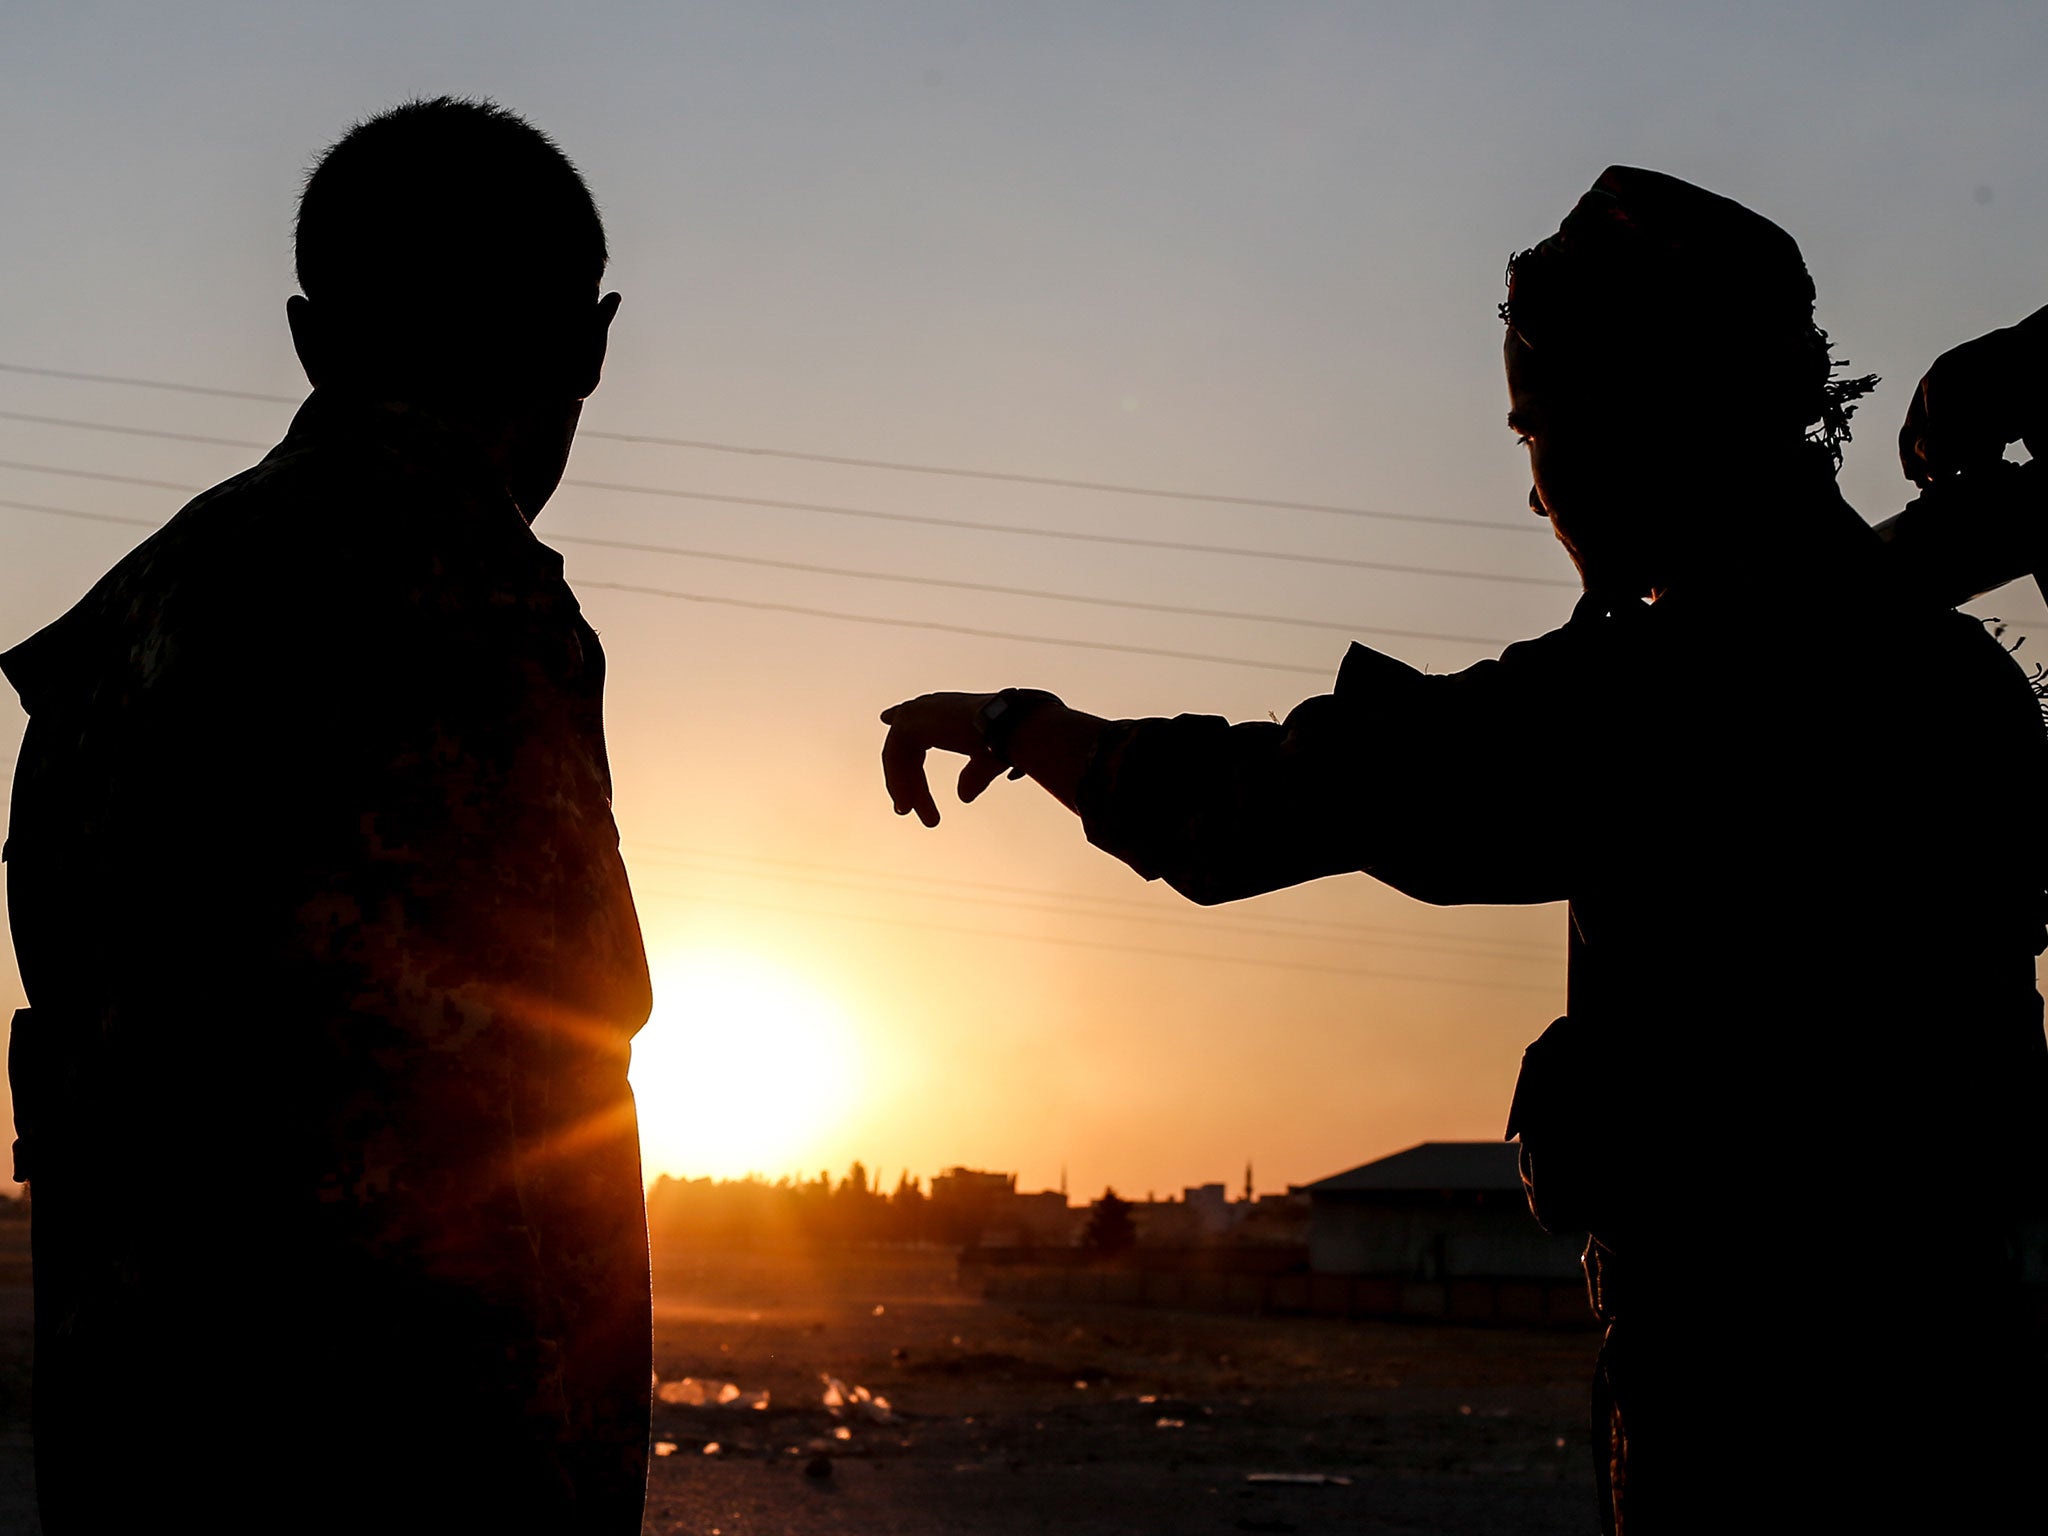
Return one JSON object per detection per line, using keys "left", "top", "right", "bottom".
{"left": 645, "top": 1163, "right": 1137, "bottom": 1252}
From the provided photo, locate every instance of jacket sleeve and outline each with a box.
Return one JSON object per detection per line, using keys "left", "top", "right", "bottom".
{"left": 1075, "top": 615, "right": 1615, "bottom": 907}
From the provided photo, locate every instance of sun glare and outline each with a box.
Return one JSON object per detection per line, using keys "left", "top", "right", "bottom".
{"left": 630, "top": 949, "right": 863, "bottom": 1183}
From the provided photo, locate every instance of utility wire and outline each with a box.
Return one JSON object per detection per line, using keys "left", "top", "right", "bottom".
{"left": 0, "top": 497, "right": 1469, "bottom": 672}
{"left": 0, "top": 490, "right": 1512, "bottom": 649}
{"left": 635, "top": 887, "right": 1561, "bottom": 994}
{"left": 578, "top": 432, "right": 1532, "bottom": 534}
{"left": 626, "top": 841, "right": 1564, "bottom": 953}
{"left": 582, "top": 581, "right": 1331, "bottom": 675}
{"left": 547, "top": 532, "right": 1510, "bottom": 645}
{"left": 564, "top": 475, "right": 1578, "bottom": 588}
{"left": 0, "top": 361, "right": 1542, "bottom": 535}
{"left": 639, "top": 854, "right": 1562, "bottom": 965}
{"left": 0, "top": 362, "right": 296, "bottom": 405}
{"left": 0, "top": 409, "right": 267, "bottom": 450}
{"left": 0, "top": 493, "right": 1337, "bottom": 673}
{"left": 1, "top": 498, "right": 157, "bottom": 530}
{"left": 0, "top": 458, "right": 203, "bottom": 495}
{"left": 0, "top": 409, "right": 1511, "bottom": 638}
{"left": 0, "top": 417, "right": 1575, "bottom": 588}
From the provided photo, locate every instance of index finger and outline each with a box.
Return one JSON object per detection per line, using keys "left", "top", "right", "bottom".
{"left": 881, "top": 726, "right": 941, "bottom": 827}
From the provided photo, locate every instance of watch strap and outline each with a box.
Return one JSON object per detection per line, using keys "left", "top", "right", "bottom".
{"left": 974, "top": 688, "right": 1061, "bottom": 766}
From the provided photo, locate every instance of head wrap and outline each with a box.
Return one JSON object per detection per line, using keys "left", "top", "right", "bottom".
{"left": 1502, "top": 166, "right": 1876, "bottom": 460}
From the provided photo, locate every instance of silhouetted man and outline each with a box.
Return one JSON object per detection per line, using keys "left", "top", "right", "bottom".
{"left": 5, "top": 99, "right": 651, "bottom": 1533}
{"left": 882, "top": 168, "right": 2047, "bottom": 1530}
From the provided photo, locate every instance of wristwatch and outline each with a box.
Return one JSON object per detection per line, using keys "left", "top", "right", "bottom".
{"left": 973, "top": 688, "right": 1062, "bottom": 767}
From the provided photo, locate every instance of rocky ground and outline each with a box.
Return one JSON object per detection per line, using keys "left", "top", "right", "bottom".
{"left": 640, "top": 1247, "right": 1599, "bottom": 1535}
{"left": 0, "top": 1233, "right": 1603, "bottom": 1535}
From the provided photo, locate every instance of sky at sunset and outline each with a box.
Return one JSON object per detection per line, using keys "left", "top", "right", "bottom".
{"left": 6, "top": 2, "right": 2048, "bottom": 1200}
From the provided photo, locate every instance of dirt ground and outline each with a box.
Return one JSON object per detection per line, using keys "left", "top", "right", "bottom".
{"left": 0, "top": 1232, "right": 1603, "bottom": 1535}
{"left": 649, "top": 1247, "right": 1603, "bottom": 1536}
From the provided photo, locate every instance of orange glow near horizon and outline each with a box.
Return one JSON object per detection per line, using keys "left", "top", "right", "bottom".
{"left": 630, "top": 948, "right": 864, "bottom": 1185}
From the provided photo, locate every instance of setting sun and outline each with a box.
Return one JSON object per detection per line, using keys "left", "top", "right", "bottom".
{"left": 630, "top": 949, "right": 864, "bottom": 1183}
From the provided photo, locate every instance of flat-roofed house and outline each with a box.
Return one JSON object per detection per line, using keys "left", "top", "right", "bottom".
{"left": 1299, "top": 1141, "right": 1588, "bottom": 1324}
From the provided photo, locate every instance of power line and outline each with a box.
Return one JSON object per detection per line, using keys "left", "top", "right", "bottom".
{"left": 583, "top": 580, "right": 1332, "bottom": 674}
{"left": 548, "top": 532, "right": 1510, "bottom": 645}
{"left": 1, "top": 497, "right": 157, "bottom": 530}
{"left": 637, "top": 854, "right": 1563, "bottom": 965}
{"left": 0, "top": 494, "right": 1475, "bottom": 671}
{"left": 0, "top": 490, "right": 1344, "bottom": 673}
{"left": 0, "top": 420, "right": 1576, "bottom": 587}
{"left": 582, "top": 433, "right": 1535, "bottom": 534}
{"left": 627, "top": 841, "right": 1565, "bottom": 953}
{"left": 634, "top": 887, "right": 1561, "bottom": 994}
{"left": 0, "top": 458, "right": 202, "bottom": 495}
{"left": 0, "top": 491, "right": 1512, "bottom": 650}
{"left": 0, "top": 361, "right": 296, "bottom": 405}
{"left": 0, "top": 360, "right": 1543, "bottom": 535}
{"left": 0, "top": 410, "right": 266, "bottom": 450}
{"left": 564, "top": 475, "right": 1578, "bottom": 587}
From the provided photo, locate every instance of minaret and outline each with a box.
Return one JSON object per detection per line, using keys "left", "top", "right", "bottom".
{"left": 1243, "top": 1160, "right": 1254, "bottom": 1204}
{"left": 1059, "top": 1164, "right": 1068, "bottom": 1201}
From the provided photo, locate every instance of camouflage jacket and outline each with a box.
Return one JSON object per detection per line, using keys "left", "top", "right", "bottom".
{"left": 3, "top": 392, "right": 653, "bottom": 1530}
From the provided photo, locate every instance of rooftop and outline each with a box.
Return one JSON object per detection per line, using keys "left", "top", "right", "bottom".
{"left": 1303, "top": 1141, "right": 1522, "bottom": 1195}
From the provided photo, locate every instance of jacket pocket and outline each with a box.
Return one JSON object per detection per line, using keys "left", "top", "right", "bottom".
{"left": 1504, "top": 1013, "right": 1619, "bottom": 1239}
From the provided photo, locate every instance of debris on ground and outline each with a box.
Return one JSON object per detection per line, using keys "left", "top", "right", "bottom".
{"left": 654, "top": 1375, "right": 769, "bottom": 1410}
{"left": 821, "top": 1374, "right": 895, "bottom": 1423}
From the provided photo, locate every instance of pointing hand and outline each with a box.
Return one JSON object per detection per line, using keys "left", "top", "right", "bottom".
{"left": 879, "top": 692, "right": 1015, "bottom": 828}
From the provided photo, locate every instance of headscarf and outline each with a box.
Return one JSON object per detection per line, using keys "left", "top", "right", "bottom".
{"left": 1502, "top": 166, "right": 1876, "bottom": 460}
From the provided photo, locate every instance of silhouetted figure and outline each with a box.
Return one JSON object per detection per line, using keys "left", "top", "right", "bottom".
{"left": 4, "top": 99, "right": 650, "bottom": 1534}
{"left": 882, "top": 168, "right": 2048, "bottom": 1530}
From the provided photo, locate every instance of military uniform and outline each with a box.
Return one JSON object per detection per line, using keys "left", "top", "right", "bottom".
{"left": 1075, "top": 472, "right": 2048, "bottom": 1529}
{"left": 4, "top": 393, "right": 653, "bottom": 1534}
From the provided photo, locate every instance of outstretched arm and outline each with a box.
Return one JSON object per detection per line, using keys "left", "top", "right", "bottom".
{"left": 880, "top": 635, "right": 1583, "bottom": 910}
{"left": 880, "top": 686, "right": 1370, "bottom": 904}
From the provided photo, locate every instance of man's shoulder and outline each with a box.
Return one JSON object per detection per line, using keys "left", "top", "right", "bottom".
{"left": 2, "top": 425, "right": 553, "bottom": 718}
{"left": 1337, "top": 596, "right": 1643, "bottom": 704}
{"left": 0, "top": 454, "right": 305, "bottom": 714}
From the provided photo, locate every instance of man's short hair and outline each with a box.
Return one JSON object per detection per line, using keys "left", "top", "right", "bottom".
{"left": 295, "top": 96, "right": 607, "bottom": 313}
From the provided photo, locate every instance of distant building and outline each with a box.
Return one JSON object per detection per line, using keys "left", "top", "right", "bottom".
{"left": 970, "top": 1146, "right": 1591, "bottom": 1323}
{"left": 929, "top": 1167, "right": 1016, "bottom": 1204}
{"left": 1300, "top": 1141, "right": 1582, "bottom": 1281}
{"left": 1006, "top": 1189, "right": 1079, "bottom": 1246}
{"left": 932, "top": 1168, "right": 1078, "bottom": 1247}
{"left": 1185, "top": 1183, "right": 1233, "bottom": 1235}
{"left": 1234, "top": 1189, "right": 1311, "bottom": 1247}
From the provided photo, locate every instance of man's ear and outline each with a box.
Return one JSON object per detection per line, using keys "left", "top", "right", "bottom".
{"left": 570, "top": 292, "right": 622, "bottom": 399}
{"left": 286, "top": 295, "right": 326, "bottom": 389}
